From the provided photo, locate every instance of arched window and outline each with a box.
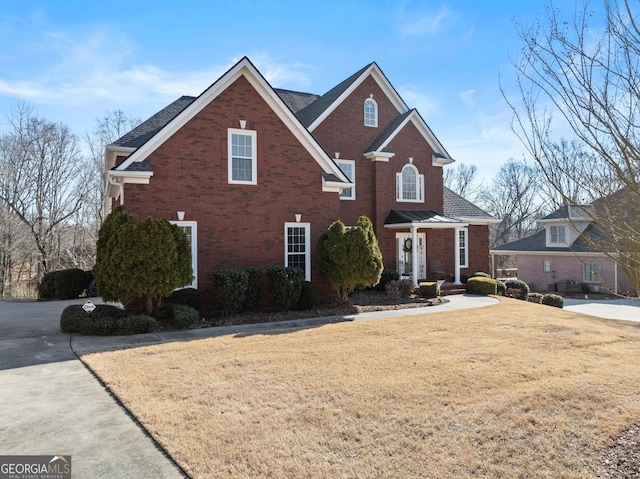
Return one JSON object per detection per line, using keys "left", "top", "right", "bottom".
{"left": 364, "top": 98, "right": 377, "bottom": 127}
{"left": 396, "top": 163, "right": 424, "bottom": 202}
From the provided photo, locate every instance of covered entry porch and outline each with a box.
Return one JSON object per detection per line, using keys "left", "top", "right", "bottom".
{"left": 384, "top": 209, "right": 469, "bottom": 287}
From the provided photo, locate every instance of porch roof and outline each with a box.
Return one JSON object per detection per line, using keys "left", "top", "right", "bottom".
{"left": 384, "top": 209, "right": 468, "bottom": 229}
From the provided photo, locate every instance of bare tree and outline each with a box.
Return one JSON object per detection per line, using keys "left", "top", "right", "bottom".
{"left": 443, "top": 163, "right": 481, "bottom": 200}
{"left": 0, "top": 104, "right": 88, "bottom": 275}
{"left": 84, "top": 109, "right": 140, "bottom": 225}
{"left": 504, "top": 0, "right": 640, "bottom": 293}
{"left": 479, "top": 159, "right": 543, "bottom": 248}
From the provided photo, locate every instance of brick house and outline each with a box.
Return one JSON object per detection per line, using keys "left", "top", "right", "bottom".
{"left": 104, "top": 56, "right": 495, "bottom": 300}
{"left": 490, "top": 204, "right": 635, "bottom": 295}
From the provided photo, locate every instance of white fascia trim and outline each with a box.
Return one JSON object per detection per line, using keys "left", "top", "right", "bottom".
{"left": 308, "top": 64, "right": 409, "bottom": 132}
{"left": 369, "top": 111, "right": 454, "bottom": 163}
{"left": 457, "top": 217, "right": 501, "bottom": 225}
{"left": 364, "top": 151, "right": 395, "bottom": 162}
{"left": 115, "top": 57, "right": 349, "bottom": 185}
{"left": 489, "top": 250, "right": 606, "bottom": 257}
{"left": 384, "top": 221, "right": 469, "bottom": 229}
{"left": 106, "top": 170, "right": 153, "bottom": 199}
{"left": 322, "top": 179, "right": 353, "bottom": 193}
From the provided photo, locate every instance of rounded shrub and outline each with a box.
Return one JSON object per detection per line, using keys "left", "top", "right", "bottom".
{"left": 167, "top": 288, "right": 202, "bottom": 310}
{"left": 156, "top": 303, "right": 200, "bottom": 329}
{"left": 504, "top": 279, "right": 530, "bottom": 301}
{"left": 60, "top": 305, "right": 85, "bottom": 333}
{"left": 467, "top": 277, "right": 498, "bottom": 295}
{"left": 60, "top": 304, "right": 124, "bottom": 333}
{"left": 295, "top": 281, "right": 320, "bottom": 310}
{"left": 528, "top": 292, "right": 544, "bottom": 304}
{"left": 542, "top": 293, "right": 564, "bottom": 308}
{"left": 210, "top": 268, "right": 250, "bottom": 316}
{"left": 121, "top": 315, "right": 158, "bottom": 334}
{"left": 38, "top": 272, "right": 58, "bottom": 299}
{"left": 242, "top": 267, "right": 263, "bottom": 311}
{"left": 267, "top": 266, "right": 304, "bottom": 311}
{"left": 54, "top": 268, "right": 89, "bottom": 300}
{"left": 470, "top": 272, "right": 491, "bottom": 279}
{"left": 418, "top": 282, "right": 438, "bottom": 298}
{"left": 496, "top": 280, "right": 506, "bottom": 296}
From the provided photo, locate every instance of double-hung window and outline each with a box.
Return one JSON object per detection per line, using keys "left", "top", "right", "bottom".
{"left": 285, "top": 223, "right": 311, "bottom": 281}
{"left": 228, "top": 129, "right": 257, "bottom": 184}
{"left": 337, "top": 159, "right": 355, "bottom": 200}
{"left": 396, "top": 164, "right": 424, "bottom": 202}
{"left": 170, "top": 221, "right": 198, "bottom": 289}
{"left": 458, "top": 228, "right": 468, "bottom": 268}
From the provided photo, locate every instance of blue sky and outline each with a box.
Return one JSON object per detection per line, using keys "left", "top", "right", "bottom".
{"left": 0, "top": 0, "right": 601, "bottom": 181}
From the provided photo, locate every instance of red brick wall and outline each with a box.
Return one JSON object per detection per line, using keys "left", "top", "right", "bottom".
{"left": 121, "top": 75, "right": 341, "bottom": 303}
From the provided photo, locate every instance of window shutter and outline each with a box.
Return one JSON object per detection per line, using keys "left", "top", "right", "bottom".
{"left": 396, "top": 173, "right": 401, "bottom": 201}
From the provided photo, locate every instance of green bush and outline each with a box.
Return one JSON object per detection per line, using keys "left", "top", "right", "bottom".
{"left": 504, "top": 279, "right": 530, "bottom": 301}
{"left": 419, "top": 282, "right": 438, "bottom": 298}
{"left": 542, "top": 293, "right": 564, "bottom": 308}
{"left": 242, "top": 267, "right": 263, "bottom": 311}
{"left": 119, "top": 315, "right": 158, "bottom": 335}
{"left": 374, "top": 269, "right": 400, "bottom": 291}
{"left": 267, "top": 266, "right": 304, "bottom": 311}
{"left": 496, "top": 280, "right": 506, "bottom": 296}
{"left": 470, "top": 272, "right": 491, "bottom": 279}
{"left": 54, "top": 268, "right": 88, "bottom": 300}
{"left": 210, "top": 268, "right": 250, "bottom": 316}
{"left": 38, "top": 272, "right": 58, "bottom": 299}
{"left": 60, "top": 305, "right": 86, "bottom": 333}
{"left": 467, "top": 277, "right": 497, "bottom": 295}
{"left": 156, "top": 303, "right": 200, "bottom": 329}
{"left": 528, "top": 292, "right": 544, "bottom": 304}
{"left": 166, "top": 288, "right": 202, "bottom": 310}
{"left": 295, "top": 281, "right": 320, "bottom": 310}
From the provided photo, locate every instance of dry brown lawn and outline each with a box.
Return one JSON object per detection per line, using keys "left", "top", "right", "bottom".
{"left": 82, "top": 297, "right": 640, "bottom": 478}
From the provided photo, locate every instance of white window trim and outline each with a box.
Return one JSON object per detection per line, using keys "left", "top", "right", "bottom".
{"left": 336, "top": 159, "right": 356, "bottom": 200}
{"left": 228, "top": 128, "right": 257, "bottom": 185}
{"left": 396, "top": 164, "right": 424, "bottom": 203}
{"left": 170, "top": 220, "right": 198, "bottom": 289}
{"left": 284, "top": 222, "right": 311, "bottom": 281}
{"left": 364, "top": 98, "right": 378, "bottom": 127}
{"left": 459, "top": 228, "right": 469, "bottom": 268}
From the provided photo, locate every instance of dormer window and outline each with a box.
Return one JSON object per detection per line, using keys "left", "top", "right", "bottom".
{"left": 396, "top": 163, "right": 424, "bottom": 202}
{"left": 550, "top": 225, "right": 566, "bottom": 244}
{"left": 364, "top": 97, "right": 377, "bottom": 127}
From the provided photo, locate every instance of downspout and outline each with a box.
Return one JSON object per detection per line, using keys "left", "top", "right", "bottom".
{"left": 614, "top": 261, "right": 618, "bottom": 295}
{"left": 411, "top": 225, "right": 419, "bottom": 288}
{"left": 454, "top": 226, "right": 462, "bottom": 285}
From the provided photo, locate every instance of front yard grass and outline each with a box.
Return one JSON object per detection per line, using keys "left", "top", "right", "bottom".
{"left": 81, "top": 297, "right": 640, "bottom": 478}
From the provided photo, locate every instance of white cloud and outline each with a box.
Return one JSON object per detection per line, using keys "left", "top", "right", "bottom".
{"left": 458, "top": 89, "right": 476, "bottom": 107}
{"left": 398, "top": 3, "right": 453, "bottom": 37}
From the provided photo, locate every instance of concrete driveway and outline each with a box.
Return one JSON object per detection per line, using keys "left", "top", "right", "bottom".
{"left": 564, "top": 297, "right": 640, "bottom": 322}
{"left": 0, "top": 298, "right": 186, "bottom": 479}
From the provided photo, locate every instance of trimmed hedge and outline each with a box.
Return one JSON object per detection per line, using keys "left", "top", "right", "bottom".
{"left": 210, "top": 268, "right": 250, "bottom": 316}
{"left": 504, "top": 279, "right": 530, "bottom": 301}
{"left": 470, "top": 272, "right": 491, "bottom": 279}
{"left": 38, "top": 272, "right": 58, "bottom": 299}
{"left": 295, "top": 281, "right": 320, "bottom": 310}
{"left": 467, "top": 277, "right": 497, "bottom": 295}
{"left": 60, "top": 304, "right": 156, "bottom": 335}
{"left": 496, "top": 280, "right": 506, "bottom": 296}
{"left": 528, "top": 292, "right": 543, "bottom": 304}
{"left": 242, "top": 267, "right": 263, "bottom": 311}
{"left": 267, "top": 266, "right": 304, "bottom": 311}
{"left": 156, "top": 303, "right": 200, "bottom": 329}
{"left": 542, "top": 293, "right": 564, "bottom": 308}
{"left": 166, "top": 288, "right": 202, "bottom": 310}
{"left": 419, "top": 282, "right": 438, "bottom": 298}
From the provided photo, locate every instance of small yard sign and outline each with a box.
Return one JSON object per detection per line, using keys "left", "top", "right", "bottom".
{"left": 82, "top": 300, "right": 96, "bottom": 314}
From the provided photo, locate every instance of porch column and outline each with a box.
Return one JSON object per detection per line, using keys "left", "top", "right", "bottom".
{"left": 454, "top": 226, "right": 462, "bottom": 285}
{"left": 411, "top": 226, "right": 419, "bottom": 287}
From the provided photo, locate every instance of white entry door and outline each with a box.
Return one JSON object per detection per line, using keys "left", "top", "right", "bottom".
{"left": 396, "top": 233, "right": 426, "bottom": 280}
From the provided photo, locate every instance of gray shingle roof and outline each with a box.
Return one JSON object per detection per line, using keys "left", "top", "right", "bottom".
{"left": 295, "top": 63, "right": 374, "bottom": 127}
{"left": 491, "top": 224, "right": 602, "bottom": 253}
{"left": 274, "top": 89, "right": 320, "bottom": 113}
{"left": 366, "top": 110, "right": 413, "bottom": 153}
{"left": 443, "top": 187, "right": 495, "bottom": 220}
{"left": 111, "top": 96, "right": 196, "bottom": 149}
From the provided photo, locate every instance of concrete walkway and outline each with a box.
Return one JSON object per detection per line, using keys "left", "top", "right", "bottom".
{"left": 564, "top": 297, "right": 640, "bottom": 322}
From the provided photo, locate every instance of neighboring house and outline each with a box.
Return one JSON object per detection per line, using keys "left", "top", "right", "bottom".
{"left": 104, "top": 56, "right": 495, "bottom": 302}
{"left": 490, "top": 204, "right": 635, "bottom": 295}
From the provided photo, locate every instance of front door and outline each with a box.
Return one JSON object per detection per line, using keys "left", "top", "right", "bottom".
{"left": 396, "top": 233, "right": 426, "bottom": 280}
